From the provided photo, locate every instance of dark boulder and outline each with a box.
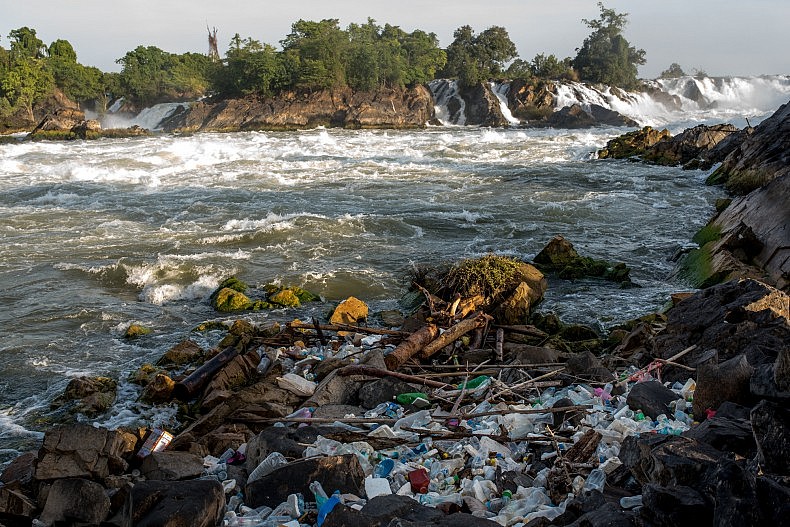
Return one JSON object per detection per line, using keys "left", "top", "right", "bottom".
{"left": 626, "top": 380, "right": 681, "bottom": 420}
{"left": 358, "top": 376, "right": 421, "bottom": 409}
{"left": 709, "top": 99, "right": 790, "bottom": 195}
{"left": 122, "top": 479, "right": 225, "bottom": 527}
{"left": 245, "top": 454, "right": 365, "bottom": 509}
{"left": 643, "top": 123, "right": 740, "bottom": 166}
{"left": 245, "top": 425, "right": 347, "bottom": 471}
{"left": 683, "top": 404, "right": 755, "bottom": 458}
{"left": 534, "top": 235, "right": 633, "bottom": 284}
{"left": 652, "top": 279, "right": 790, "bottom": 381}
{"left": 641, "top": 483, "right": 712, "bottom": 527}
{"left": 751, "top": 399, "right": 790, "bottom": 475}
{"left": 539, "top": 103, "right": 637, "bottom": 129}
{"left": 324, "top": 495, "right": 445, "bottom": 527}
{"left": 39, "top": 478, "right": 110, "bottom": 526}
{"left": 693, "top": 353, "right": 754, "bottom": 418}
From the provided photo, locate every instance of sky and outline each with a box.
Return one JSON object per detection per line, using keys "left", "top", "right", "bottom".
{"left": 1, "top": 0, "right": 788, "bottom": 79}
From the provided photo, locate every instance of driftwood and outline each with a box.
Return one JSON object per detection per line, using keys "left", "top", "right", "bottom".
{"left": 384, "top": 324, "right": 440, "bottom": 370}
{"left": 289, "top": 321, "right": 409, "bottom": 337}
{"left": 495, "top": 324, "right": 549, "bottom": 338}
{"left": 418, "top": 313, "right": 493, "bottom": 360}
{"left": 173, "top": 346, "right": 240, "bottom": 401}
{"left": 339, "top": 365, "right": 449, "bottom": 389}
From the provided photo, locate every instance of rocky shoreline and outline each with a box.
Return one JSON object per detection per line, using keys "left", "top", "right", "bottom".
{"left": 1, "top": 95, "right": 788, "bottom": 527}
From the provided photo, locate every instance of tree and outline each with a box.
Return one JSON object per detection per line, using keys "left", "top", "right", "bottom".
{"left": 659, "top": 63, "right": 685, "bottom": 78}
{"left": 0, "top": 56, "right": 53, "bottom": 119}
{"left": 216, "top": 35, "right": 284, "bottom": 97}
{"left": 443, "top": 25, "right": 517, "bottom": 88}
{"left": 8, "top": 27, "right": 47, "bottom": 60}
{"left": 281, "top": 19, "right": 348, "bottom": 90}
{"left": 529, "top": 53, "right": 575, "bottom": 80}
{"left": 572, "top": 2, "right": 645, "bottom": 89}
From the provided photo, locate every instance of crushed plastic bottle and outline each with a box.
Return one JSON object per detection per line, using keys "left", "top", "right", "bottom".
{"left": 309, "top": 481, "right": 329, "bottom": 509}
{"left": 247, "top": 452, "right": 288, "bottom": 484}
{"left": 316, "top": 495, "right": 341, "bottom": 527}
{"left": 417, "top": 492, "right": 463, "bottom": 507}
{"left": 582, "top": 468, "right": 606, "bottom": 493}
{"left": 373, "top": 458, "right": 395, "bottom": 478}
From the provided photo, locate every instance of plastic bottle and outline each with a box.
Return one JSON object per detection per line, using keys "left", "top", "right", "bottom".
{"left": 457, "top": 376, "right": 490, "bottom": 390}
{"left": 417, "top": 492, "right": 463, "bottom": 507}
{"left": 408, "top": 468, "right": 430, "bottom": 494}
{"left": 309, "top": 481, "right": 329, "bottom": 509}
{"left": 256, "top": 355, "right": 272, "bottom": 375}
{"left": 582, "top": 468, "right": 606, "bottom": 493}
{"left": 395, "top": 392, "right": 430, "bottom": 408}
{"left": 486, "top": 490, "right": 512, "bottom": 513}
{"left": 316, "top": 495, "right": 341, "bottom": 527}
{"left": 620, "top": 495, "right": 643, "bottom": 509}
{"left": 374, "top": 458, "right": 395, "bottom": 478}
{"left": 247, "top": 452, "right": 288, "bottom": 484}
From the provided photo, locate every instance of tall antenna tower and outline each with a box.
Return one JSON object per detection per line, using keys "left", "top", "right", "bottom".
{"left": 207, "top": 26, "right": 220, "bottom": 62}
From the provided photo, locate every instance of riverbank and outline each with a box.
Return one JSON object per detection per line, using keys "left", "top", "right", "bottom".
{"left": 1, "top": 97, "right": 788, "bottom": 527}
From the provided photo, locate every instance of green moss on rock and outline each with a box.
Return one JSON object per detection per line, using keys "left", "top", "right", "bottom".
{"left": 268, "top": 289, "right": 302, "bottom": 308}
{"left": 212, "top": 287, "right": 253, "bottom": 312}
{"left": 125, "top": 323, "right": 152, "bottom": 339}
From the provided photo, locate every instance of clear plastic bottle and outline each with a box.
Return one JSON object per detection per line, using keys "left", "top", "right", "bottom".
{"left": 418, "top": 492, "right": 463, "bottom": 507}
{"left": 619, "top": 494, "right": 643, "bottom": 509}
{"left": 247, "top": 452, "right": 288, "bottom": 484}
{"left": 310, "top": 481, "right": 329, "bottom": 508}
{"left": 486, "top": 490, "right": 512, "bottom": 513}
{"left": 256, "top": 355, "right": 272, "bottom": 375}
{"left": 582, "top": 468, "right": 606, "bottom": 493}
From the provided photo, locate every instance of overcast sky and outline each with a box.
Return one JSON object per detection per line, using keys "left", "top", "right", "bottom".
{"left": 1, "top": 0, "right": 788, "bottom": 78}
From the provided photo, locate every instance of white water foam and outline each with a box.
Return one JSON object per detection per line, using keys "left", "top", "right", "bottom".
{"left": 552, "top": 75, "right": 790, "bottom": 127}
{"left": 490, "top": 82, "right": 521, "bottom": 125}
{"left": 429, "top": 79, "right": 467, "bottom": 125}
{"left": 101, "top": 102, "right": 188, "bottom": 131}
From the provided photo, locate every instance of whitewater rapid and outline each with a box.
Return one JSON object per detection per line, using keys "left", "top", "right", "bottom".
{"left": 5, "top": 75, "right": 786, "bottom": 462}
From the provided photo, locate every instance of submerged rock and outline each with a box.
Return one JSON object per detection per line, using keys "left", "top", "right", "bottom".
{"left": 51, "top": 375, "right": 117, "bottom": 417}
{"left": 597, "top": 126, "right": 671, "bottom": 159}
{"left": 538, "top": 103, "right": 638, "bottom": 129}
{"left": 534, "top": 235, "right": 634, "bottom": 285}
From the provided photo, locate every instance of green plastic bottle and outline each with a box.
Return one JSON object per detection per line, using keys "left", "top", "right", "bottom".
{"left": 457, "top": 375, "right": 490, "bottom": 390}
{"left": 396, "top": 392, "right": 430, "bottom": 408}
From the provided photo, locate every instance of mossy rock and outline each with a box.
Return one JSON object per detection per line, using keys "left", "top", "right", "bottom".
{"left": 251, "top": 300, "right": 275, "bottom": 310}
{"left": 597, "top": 126, "right": 672, "bottom": 159}
{"left": 290, "top": 286, "right": 320, "bottom": 303}
{"left": 215, "top": 276, "right": 248, "bottom": 295}
{"left": 125, "top": 324, "right": 152, "bottom": 339}
{"left": 157, "top": 340, "right": 204, "bottom": 366}
{"left": 330, "top": 297, "right": 369, "bottom": 325}
{"left": 535, "top": 236, "right": 633, "bottom": 285}
{"left": 140, "top": 373, "right": 176, "bottom": 404}
{"left": 268, "top": 289, "right": 301, "bottom": 308}
{"left": 129, "top": 363, "right": 161, "bottom": 385}
{"left": 191, "top": 321, "right": 229, "bottom": 332}
{"left": 52, "top": 376, "right": 118, "bottom": 417}
{"left": 442, "top": 254, "right": 546, "bottom": 301}
{"left": 691, "top": 224, "right": 722, "bottom": 246}
{"left": 676, "top": 243, "right": 728, "bottom": 289}
{"left": 212, "top": 287, "right": 253, "bottom": 312}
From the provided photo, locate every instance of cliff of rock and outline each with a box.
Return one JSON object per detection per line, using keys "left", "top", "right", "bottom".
{"left": 159, "top": 85, "right": 435, "bottom": 132}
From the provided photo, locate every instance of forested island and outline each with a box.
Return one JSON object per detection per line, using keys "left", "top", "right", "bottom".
{"left": 1, "top": 3, "right": 671, "bottom": 132}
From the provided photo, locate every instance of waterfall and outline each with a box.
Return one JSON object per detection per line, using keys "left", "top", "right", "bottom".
{"left": 428, "top": 79, "right": 466, "bottom": 125}
{"left": 100, "top": 102, "right": 188, "bottom": 131}
{"left": 552, "top": 75, "right": 790, "bottom": 127}
{"left": 489, "top": 82, "right": 521, "bottom": 125}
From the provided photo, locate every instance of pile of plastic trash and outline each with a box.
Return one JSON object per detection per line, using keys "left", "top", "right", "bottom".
{"left": 194, "top": 340, "right": 698, "bottom": 527}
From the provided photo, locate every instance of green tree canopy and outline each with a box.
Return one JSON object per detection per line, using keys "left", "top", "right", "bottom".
{"left": 443, "top": 25, "right": 517, "bottom": 88}
{"left": 572, "top": 2, "right": 645, "bottom": 89}
{"left": 8, "top": 27, "right": 47, "bottom": 60}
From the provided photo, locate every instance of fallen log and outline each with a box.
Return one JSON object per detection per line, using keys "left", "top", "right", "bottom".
{"left": 384, "top": 324, "right": 440, "bottom": 370}
{"left": 289, "top": 321, "right": 409, "bottom": 337}
{"left": 418, "top": 313, "right": 493, "bottom": 360}
{"left": 173, "top": 345, "right": 240, "bottom": 401}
